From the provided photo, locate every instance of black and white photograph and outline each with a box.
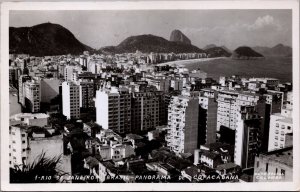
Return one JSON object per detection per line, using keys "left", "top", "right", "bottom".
{"left": 1, "top": 1, "right": 299, "bottom": 191}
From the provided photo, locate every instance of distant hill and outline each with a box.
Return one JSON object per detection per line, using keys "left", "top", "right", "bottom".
{"left": 203, "top": 44, "right": 217, "bottom": 50}
{"left": 205, "top": 47, "right": 231, "bottom": 57}
{"left": 220, "top": 46, "right": 232, "bottom": 54}
{"left": 252, "top": 44, "right": 292, "bottom": 57}
{"left": 169, "top": 29, "right": 191, "bottom": 45}
{"left": 100, "top": 34, "right": 205, "bottom": 54}
{"left": 9, "top": 23, "right": 93, "bottom": 56}
{"left": 232, "top": 46, "right": 264, "bottom": 59}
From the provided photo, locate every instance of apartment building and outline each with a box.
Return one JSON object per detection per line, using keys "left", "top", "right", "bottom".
{"left": 234, "top": 105, "right": 261, "bottom": 169}
{"left": 198, "top": 88, "right": 217, "bottom": 145}
{"left": 217, "top": 90, "right": 260, "bottom": 131}
{"left": 268, "top": 108, "right": 293, "bottom": 151}
{"left": 9, "top": 125, "right": 71, "bottom": 180}
{"left": 258, "top": 91, "right": 283, "bottom": 152}
{"left": 18, "top": 75, "right": 32, "bottom": 106}
{"left": 95, "top": 87, "right": 131, "bottom": 134}
{"left": 62, "top": 81, "right": 80, "bottom": 120}
{"left": 79, "top": 80, "right": 95, "bottom": 108}
{"left": 166, "top": 92, "right": 199, "bottom": 154}
{"left": 9, "top": 113, "right": 49, "bottom": 168}
{"left": 24, "top": 80, "right": 41, "bottom": 113}
{"left": 131, "top": 90, "right": 165, "bottom": 133}
{"left": 253, "top": 147, "right": 292, "bottom": 182}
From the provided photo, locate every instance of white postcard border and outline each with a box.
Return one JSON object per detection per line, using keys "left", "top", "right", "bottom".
{"left": 1, "top": 1, "right": 299, "bottom": 191}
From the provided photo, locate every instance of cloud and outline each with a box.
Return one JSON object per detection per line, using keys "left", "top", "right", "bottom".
{"left": 178, "top": 15, "right": 287, "bottom": 49}
{"left": 245, "top": 15, "right": 281, "bottom": 30}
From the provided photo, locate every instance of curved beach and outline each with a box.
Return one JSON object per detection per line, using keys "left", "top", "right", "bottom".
{"left": 156, "top": 57, "right": 226, "bottom": 67}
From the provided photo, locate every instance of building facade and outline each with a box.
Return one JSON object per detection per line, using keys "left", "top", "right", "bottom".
{"left": 166, "top": 93, "right": 199, "bottom": 154}
{"left": 62, "top": 81, "right": 80, "bottom": 120}
{"left": 95, "top": 87, "right": 131, "bottom": 134}
{"left": 24, "top": 80, "right": 41, "bottom": 113}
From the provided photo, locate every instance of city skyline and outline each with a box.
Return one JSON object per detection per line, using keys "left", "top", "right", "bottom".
{"left": 10, "top": 10, "right": 292, "bottom": 50}
{"left": 3, "top": 1, "right": 298, "bottom": 189}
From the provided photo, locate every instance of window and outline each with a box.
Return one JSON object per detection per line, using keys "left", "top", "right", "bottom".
{"left": 266, "top": 163, "right": 269, "bottom": 172}
{"left": 22, "top": 140, "right": 26, "bottom": 144}
{"left": 275, "top": 168, "right": 278, "bottom": 174}
{"left": 21, "top": 134, "right": 26, "bottom": 137}
{"left": 281, "top": 169, "right": 285, "bottom": 176}
{"left": 256, "top": 161, "right": 259, "bottom": 168}
{"left": 287, "top": 126, "right": 291, "bottom": 130}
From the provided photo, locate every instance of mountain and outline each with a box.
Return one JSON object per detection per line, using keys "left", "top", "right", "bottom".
{"left": 169, "top": 29, "right": 191, "bottom": 45}
{"left": 203, "top": 44, "right": 217, "bottom": 50}
{"left": 205, "top": 47, "right": 231, "bottom": 57}
{"left": 220, "top": 46, "right": 232, "bottom": 54}
{"left": 231, "top": 46, "right": 264, "bottom": 59}
{"left": 9, "top": 23, "right": 93, "bottom": 56}
{"left": 100, "top": 34, "right": 205, "bottom": 54}
{"left": 252, "top": 44, "right": 292, "bottom": 57}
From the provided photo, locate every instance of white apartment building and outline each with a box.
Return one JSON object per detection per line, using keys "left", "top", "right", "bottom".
{"left": 95, "top": 87, "right": 131, "bottom": 134}
{"left": 24, "top": 80, "right": 41, "bottom": 113}
{"left": 268, "top": 108, "right": 293, "bottom": 151}
{"left": 9, "top": 113, "right": 49, "bottom": 168}
{"left": 217, "top": 90, "right": 260, "bottom": 131}
{"left": 166, "top": 94, "right": 199, "bottom": 154}
{"left": 62, "top": 81, "right": 80, "bottom": 120}
{"left": 18, "top": 75, "right": 31, "bottom": 106}
{"left": 9, "top": 125, "right": 71, "bottom": 180}
{"left": 9, "top": 125, "right": 29, "bottom": 168}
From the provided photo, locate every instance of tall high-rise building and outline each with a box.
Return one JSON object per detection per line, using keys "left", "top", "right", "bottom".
{"left": 198, "top": 89, "right": 218, "bottom": 145}
{"left": 217, "top": 90, "right": 260, "bottom": 131}
{"left": 18, "top": 75, "right": 32, "bottom": 106}
{"left": 258, "top": 91, "right": 283, "bottom": 152}
{"left": 166, "top": 92, "right": 199, "bottom": 154}
{"left": 79, "top": 80, "right": 95, "bottom": 108}
{"left": 95, "top": 87, "right": 131, "bottom": 134}
{"left": 234, "top": 105, "right": 261, "bottom": 169}
{"left": 62, "top": 81, "right": 80, "bottom": 120}
{"left": 24, "top": 80, "right": 41, "bottom": 113}
{"left": 131, "top": 90, "right": 165, "bottom": 133}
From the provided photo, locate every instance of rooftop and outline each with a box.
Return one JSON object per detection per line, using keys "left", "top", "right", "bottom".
{"left": 10, "top": 113, "right": 49, "bottom": 121}
{"left": 260, "top": 147, "right": 293, "bottom": 167}
{"left": 216, "top": 162, "right": 239, "bottom": 170}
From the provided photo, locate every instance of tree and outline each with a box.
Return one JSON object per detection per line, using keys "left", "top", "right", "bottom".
{"left": 10, "top": 152, "right": 67, "bottom": 183}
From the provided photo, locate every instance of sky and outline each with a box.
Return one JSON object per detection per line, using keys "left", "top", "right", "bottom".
{"left": 9, "top": 10, "right": 292, "bottom": 50}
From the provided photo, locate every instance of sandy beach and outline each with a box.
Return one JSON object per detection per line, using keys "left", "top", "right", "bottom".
{"left": 156, "top": 57, "right": 226, "bottom": 67}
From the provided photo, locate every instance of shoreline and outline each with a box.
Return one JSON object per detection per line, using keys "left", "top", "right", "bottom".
{"left": 156, "top": 57, "right": 226, "bottom": 67}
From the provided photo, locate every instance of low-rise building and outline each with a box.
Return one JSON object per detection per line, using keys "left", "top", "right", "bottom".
{"left": 253, "top": 147, "right": 293, "bottom": 182}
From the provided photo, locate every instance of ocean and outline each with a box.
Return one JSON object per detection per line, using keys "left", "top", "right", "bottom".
{"left": 182, "top": 56, "right": 292, "bottom": 83}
